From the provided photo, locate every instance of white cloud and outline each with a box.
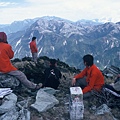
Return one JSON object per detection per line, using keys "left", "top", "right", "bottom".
{"left": 0, "top": 0, "right": 120, "bottom": 24}
{"left": 0, "top": 2, "right": 17, "bottom": 7}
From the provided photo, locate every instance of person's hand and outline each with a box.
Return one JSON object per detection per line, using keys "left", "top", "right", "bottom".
{"left": 71, "top": 78, "right": 76, "bottom": 86}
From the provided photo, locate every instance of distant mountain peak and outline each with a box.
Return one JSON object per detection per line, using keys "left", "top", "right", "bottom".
{"left": 1, "top": 16, "right": 120, "bottom": 69}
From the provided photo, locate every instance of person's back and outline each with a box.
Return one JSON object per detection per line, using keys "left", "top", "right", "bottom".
{"left": 29, "top": 37, "right": 38, "bottom": 63}
{"left": 29, "top": 39, "right": 37, "bottom": 53}
{"left": 0, "top": 32, "right": 17, "bottom": 73}
{"left": 44, "top": 59, "right": 62, "bottom": 89}
{"left": 84, "top": 64, "right": 104, "bottom": 92}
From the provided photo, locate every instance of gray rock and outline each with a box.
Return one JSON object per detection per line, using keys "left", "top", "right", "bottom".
{"left": 0, "top": 108, "right": 19, "bottom": 120}
{"left": 0, "top": 73, "right": 20, "bottom": 89}
{"left": 41, "top": 87, "right": 58, "bottom": 95}
{"left": 95, "top": 104, "right": 111, "bottom": 115}
{"left": 31, "top": 90, "right": 59, "bottom": 112}
{"left": 0, "top": 93, "right": 17, "bottom": 114}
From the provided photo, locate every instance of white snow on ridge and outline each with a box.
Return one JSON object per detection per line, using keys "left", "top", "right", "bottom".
{"left": 15, "top": 39, "right": 21, "bottom": 48}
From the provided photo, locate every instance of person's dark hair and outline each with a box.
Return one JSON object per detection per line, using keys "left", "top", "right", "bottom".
{"left": 32, "top": 37, "right": 36, "bottom": 41}
{"left": 83, "top": 54, "right": 94, "bottom": 66}
{"left": 50, "top": 59, "right": 57, "bottom": 66}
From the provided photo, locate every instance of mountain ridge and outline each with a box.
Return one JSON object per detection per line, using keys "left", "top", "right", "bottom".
{"left": 1, "top": 16, "right": 120, "bottom": 69}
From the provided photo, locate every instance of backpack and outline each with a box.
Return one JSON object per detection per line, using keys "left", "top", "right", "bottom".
{"left": 45, "top": 68, "right": 60, "bottom": 89}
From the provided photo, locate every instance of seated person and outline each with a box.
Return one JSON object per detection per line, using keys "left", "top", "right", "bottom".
{"left": 0, "top": 32, "right": 42, "bottom": 90}
{"left": 104, "top": 74, "right": 120, "bottom": 94}
{"left": 44, "top": 59, "right": 62, "bottom": 89}
{"left": 71, "top": 54, "right": 105, "bottom": 99}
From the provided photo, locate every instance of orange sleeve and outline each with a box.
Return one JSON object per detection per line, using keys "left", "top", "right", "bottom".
{"left": 74, "top": 68, "right": 87, "bottom": 79}
{"left": 34, "top": 42, "right": 38, "bottom": 52}
{"left": 6, "top": 45, "right": 14, "bottom": 59}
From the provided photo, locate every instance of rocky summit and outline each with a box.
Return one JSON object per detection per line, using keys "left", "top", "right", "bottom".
{"left": 0, "top": 56, "right": 120, "bottom": 120}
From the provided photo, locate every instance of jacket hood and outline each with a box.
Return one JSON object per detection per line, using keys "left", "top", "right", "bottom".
{"left": 0, "top": 32, "right": 7, "bottom": 43}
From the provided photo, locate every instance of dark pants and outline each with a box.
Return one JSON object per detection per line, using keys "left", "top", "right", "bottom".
{"left": 44, "top": 79, "right": 60, "bottom": 89}
{"left": 74, "top": 77, "right": 93, "bottom": 99}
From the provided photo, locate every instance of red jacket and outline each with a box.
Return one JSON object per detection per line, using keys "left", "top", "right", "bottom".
{"left": 29, "top": 41, "right": 38, "bottom": 53}
{"left": 74, "top": 64, "right": 104, "bottom": 93}
{"left": 0, "top": 43, "right": 17, "bottom": 73}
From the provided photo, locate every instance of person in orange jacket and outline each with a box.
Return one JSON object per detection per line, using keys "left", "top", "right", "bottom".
{"left": 72, "top": 54, "right": 104, "bottom": 99}
{"left": 29, "top": 37, "right": 38, "bottom": 63}
{"left": 0, "top": 32, "right": 42, "bottom": 90}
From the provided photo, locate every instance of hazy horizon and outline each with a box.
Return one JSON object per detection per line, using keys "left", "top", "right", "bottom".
{"left": 0, "top": 0, "right": 120, "bottom": 24}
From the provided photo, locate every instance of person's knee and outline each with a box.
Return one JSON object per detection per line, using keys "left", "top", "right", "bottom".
{"left": 83, "top": 91, "right": 92, "bottom": 99}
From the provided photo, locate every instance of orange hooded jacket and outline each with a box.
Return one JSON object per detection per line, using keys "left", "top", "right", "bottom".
{"left": 0, "top": 42, "right": 17, "bottom": 73}
{"left": 74, "top": 64, "right": 104, "bottom": 94}
{"left": 29, "top": 41, "right": 38, "bottom": 53}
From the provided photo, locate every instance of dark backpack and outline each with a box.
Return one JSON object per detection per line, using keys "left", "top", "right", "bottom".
{"left": 45, "top": 68, "right": 60, "bottom": 89}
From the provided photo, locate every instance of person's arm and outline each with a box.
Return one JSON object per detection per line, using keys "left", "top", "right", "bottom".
{"left": 34, "top": 42, "right": 38, "bottom": 52}
{"left": 6, "top": 44, "right": 14, "bottom": 59}
{"left": 71, "top": 78, "right": 76, "bottom": 86}
{"left": 71, "top": 68, "right": 87, "bottom": 86}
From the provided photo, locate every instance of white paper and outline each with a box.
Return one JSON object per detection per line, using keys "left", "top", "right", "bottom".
{"left": 70, "top": 87, "right": 83, "bottom": 95}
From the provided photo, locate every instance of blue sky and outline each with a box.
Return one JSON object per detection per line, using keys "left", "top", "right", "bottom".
{"left": 0, "top": 0, "right": 120, "bottom": 24}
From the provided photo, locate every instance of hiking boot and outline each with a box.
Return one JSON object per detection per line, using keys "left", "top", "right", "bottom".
{"left": 31, "top": 83, "right": 43, "bottom": 92}
{"left": 35, "top": 83, "right": 43, "bottom": 90}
